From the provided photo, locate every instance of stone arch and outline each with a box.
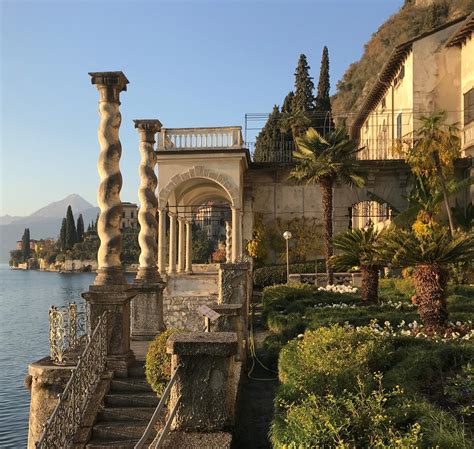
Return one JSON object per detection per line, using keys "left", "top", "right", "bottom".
{"left": 158, "top": 165, "right": 241, "bottom": 209}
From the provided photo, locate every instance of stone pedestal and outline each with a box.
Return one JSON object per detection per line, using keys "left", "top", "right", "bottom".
{"left": 212, "top": 304, "right": 245, "bottom": 361}
{"left": 82, "top": 283, "right": 135, "bottom": 377}
{"left": 167, "top": 332, "right": 238, "bottom": 431}
{"left": 131, "top": 269, "right": 166, "bottom": 340}
{"left": 26, "top": 358, "right": 74, "bottom": 449}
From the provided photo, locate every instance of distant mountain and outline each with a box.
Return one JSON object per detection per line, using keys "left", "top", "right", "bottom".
{"left": 30, "top": 194, "right": 94, "bottom": 218}
{"left": 0, "top": 195, "right": 98, "bottom": 263}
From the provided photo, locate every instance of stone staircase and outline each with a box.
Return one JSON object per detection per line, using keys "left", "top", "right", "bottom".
{"left": 86, "top": 362, "right": 158, "bottom": 449}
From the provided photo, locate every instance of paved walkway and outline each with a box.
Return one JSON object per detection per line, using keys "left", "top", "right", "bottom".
{"left": 232, "top": 297, "right": 278, "bottom": 449}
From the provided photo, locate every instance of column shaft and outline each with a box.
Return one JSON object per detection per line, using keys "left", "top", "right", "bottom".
{"left": 231, "top": 208, "right": 242, "bottom": 262}
{"left": 185, "top": 221, "right": 193, "bottom": 273}
{"left": 177, "top": 218, "right": 185, "bottom": 273}
{"left": 158, "top": 208, "right": 167, "bottom": 275}
{"left": 168, "top": 213, "right": 177, "bottom": 273}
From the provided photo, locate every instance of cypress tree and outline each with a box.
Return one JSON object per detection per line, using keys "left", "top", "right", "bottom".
{"left": 22, "top": 228, "right": 31, "bottom": 261}
{"left": 289, "top": 54, "right": 315, "bottom": 138}
{"left": 76, "top": 214, "right": 85, "bottom": 243}
{"left": 254, "top": 105, "right": 283, "bottom": 162}
{"left": 292, "top": 54, "right": 315, "bottom": 114}
{"left": 59, "top": 218, "right": 67, "bottom": 251}
{"left": 281, "top": 91, "right": 294, "bottom": 114}
{"left": 314, "top": 46, "right": 334, "bottom": 135}
{"left": 65, "top": 205, "right": 77, "bottom": 250}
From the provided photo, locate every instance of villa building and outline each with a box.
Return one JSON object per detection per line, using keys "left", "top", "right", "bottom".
{"left": 121, "top": 201, "right": 138, "bottom": 229}
{"left": 352, "top": 14, "right": 474, "bottom": 160}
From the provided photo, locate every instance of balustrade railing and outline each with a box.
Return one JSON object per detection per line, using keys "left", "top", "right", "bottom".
{"left": 49, "top": 302, "right": 88, "bottom": 365}
{"left": 157, "top": 127, "right": 243, "bottom": 150}
{"left": 135, "top": 366, "right": 182, "bottom": 449}
{"left": 36, "top": 311, "right": 108, "bottom": 449}
{"left": 247, "top": 141, "right": 295, "bottom": 163}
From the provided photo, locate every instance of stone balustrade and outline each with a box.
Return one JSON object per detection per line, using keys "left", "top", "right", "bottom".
{"left": 157, "top": 126, "right": 243, "bottom": 150}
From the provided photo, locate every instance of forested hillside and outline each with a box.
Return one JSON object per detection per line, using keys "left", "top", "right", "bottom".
{"left": 333, "top": 0, "right": 474, "bottom": 116}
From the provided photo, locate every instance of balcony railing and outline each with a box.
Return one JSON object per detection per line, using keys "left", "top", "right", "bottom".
{"left": 157, "top": 126, "right": 243, "bottom": 150}
{"left": 463, "top": 122, "right": 474, "bottom": 152}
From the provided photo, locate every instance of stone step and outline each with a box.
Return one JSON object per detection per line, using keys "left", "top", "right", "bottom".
{"left": 86, "top": 437, "right": 139, "bottom": 449}
{"left": 92, "top": 421, "right": 148, "bottom": 440}
{"left": 99, "top": 406, "right": 155, "bottom": 422}
{"left": 111, "top": 378, "right": 151, "bottom": 392}
{"left": 105, "top": 392, "right": 159, "bottom": 408}
{"left": 128, "top": 362, "right": 146, "bottom": 378}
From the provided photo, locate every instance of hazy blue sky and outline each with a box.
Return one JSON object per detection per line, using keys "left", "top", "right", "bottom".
{"left": 1, "top": 0, "right": 403, "bottom": 216}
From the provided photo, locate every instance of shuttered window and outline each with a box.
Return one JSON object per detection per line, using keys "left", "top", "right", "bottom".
{"left": 465, "top": 88, "right": 474, "bottom": 125}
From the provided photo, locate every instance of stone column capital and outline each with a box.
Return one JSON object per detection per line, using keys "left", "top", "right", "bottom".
{"left": 168, "top": 212, "right": 177, "bottom": 219}
{"left": 134, "top": 119, "right": 163, "bottom": 142}
{"left": 89, "top": 71, "right": 129, "bottom": 103}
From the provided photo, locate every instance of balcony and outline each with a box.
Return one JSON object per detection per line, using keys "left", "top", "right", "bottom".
{"left": 157, "top": 126, "right": 244, "bottom": 151}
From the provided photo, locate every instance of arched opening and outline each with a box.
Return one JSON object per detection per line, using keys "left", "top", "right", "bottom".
{"left": 350, "top": 200, "right": 392, "bottom": 230}
{"left": 157, "top": 174, "right": 242, "bottom": 274}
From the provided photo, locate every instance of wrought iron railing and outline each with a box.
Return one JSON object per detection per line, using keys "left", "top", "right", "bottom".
{"left": 49, "top": 302, "right": 88, "bottom": 365}
{"left": 135, "top": 366, "right": 181, "bottom": 449}
{"left": 36, "top": 311, "right": 108, "bottom": 449}
{"left": 247, "top": 141, "right": 295, "bottom": 163}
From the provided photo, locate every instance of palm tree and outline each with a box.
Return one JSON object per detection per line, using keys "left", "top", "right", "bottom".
{"left": 330, "top": 226, "right": 385, "bottom": 302}
{"left": 384, "top": 226, "right": 473, "bottom": 331}
{"left": 290, "top": 127, "right": 365, "bottom": 284}
{"left": 403, "top": 112, "right": 461, "bottom": 236}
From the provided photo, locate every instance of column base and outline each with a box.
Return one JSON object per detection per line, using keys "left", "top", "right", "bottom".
{"left": 107, "top": 350, "right": 135, "bottom": 378}
{"left": 94, "top": 266, "right": 128, "bottom": 286}
{"left": 135, "top": 267, "right": 163, "bottom": 284}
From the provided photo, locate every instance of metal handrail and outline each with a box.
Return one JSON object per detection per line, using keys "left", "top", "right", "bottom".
{"left": 153, "top": 400, "right": 179, "bottom": 449}
{"left": 134, "top": 366, "right": 181, "bottom": 449}
{"left": 36, "top": 311, "right": 108, "bottom": 448}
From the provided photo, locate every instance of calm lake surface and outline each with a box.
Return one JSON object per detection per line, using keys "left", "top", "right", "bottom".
{"left": 0, "top": 264, "right": 114, "bottom": 448}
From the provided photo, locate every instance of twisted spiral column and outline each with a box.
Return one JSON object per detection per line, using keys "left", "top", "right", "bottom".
{"left": 89, "top": 71, "right": 129, "bottom": 285}
{"left": 134, "top": 119, "right": 163, "bottom": 283}
{"left": 225, "top": 221, "right": 232, "bottom": 263}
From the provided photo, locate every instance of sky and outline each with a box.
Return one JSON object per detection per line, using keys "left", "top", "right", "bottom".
{"left": 0, "top": 0, "right": 404, "bottom": 217}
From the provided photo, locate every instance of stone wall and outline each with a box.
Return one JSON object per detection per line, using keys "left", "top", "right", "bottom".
{"left": 163, "top": 273, "right": 218, "bottom": 331}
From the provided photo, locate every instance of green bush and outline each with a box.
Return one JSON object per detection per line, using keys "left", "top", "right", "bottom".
{"left": 272, "top": 325, "right": 474, "bottom": 448}
{"left": 379, "top": 277, "right": 415, "bottom": 299}
{"left": 145, "top": 329, "right": 178, "bottom": 395}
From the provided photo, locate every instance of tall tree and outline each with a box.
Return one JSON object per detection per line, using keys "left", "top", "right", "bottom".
{"left": 403, "top": 112, "right": 460, "bottom": 236}
{"left": 65, "top": 205, "right": 77, "bottom": 250}
{"left": 281, "top": 91, "right": 294, "bottom": 114}
{"left": 76, "top": 214, "right": 85, "bottom": 243}
{"left": 254, "top": 105, "right": 283, "bottom": 162}
{"left": 292, "top": 54, "right": 315, "bottom": 113}
{"left": 21, "top": 228, "right": 31, "bottom": 261}
{"left": 284, "top": 54, "right": 315, "bottom": 140}
{"left": 314, "top": 46, "right": 334, "bottom": 135}
{"left": 59, "top": 218, "right": 67, "bottom": 251}
{"left": 290, "top": 127, "right": 365, "bottom": 284}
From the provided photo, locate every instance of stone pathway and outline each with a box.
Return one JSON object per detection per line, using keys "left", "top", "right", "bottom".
{"left": 232, "top": 295, "right": 278, "bottom": 449}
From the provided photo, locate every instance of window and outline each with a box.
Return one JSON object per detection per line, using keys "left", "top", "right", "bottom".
{"left": 464, "top": 88, "right": 474, "bottom": 125}
{"left": 397, "top": 113, "right": 402, "bottom": 140}
{"left": 394, "top": 65, "right": 405, "bottom": 87}
{"left": 131, "top": 211, "right": 134, "bottom": 218}
{"left": 381, "top": 97, "right": 386, "bottom": 110}
{"left": 122, "top": 212, "right": 125, "bottom": 218}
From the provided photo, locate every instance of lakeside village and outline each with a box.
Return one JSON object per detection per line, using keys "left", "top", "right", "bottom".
{"left": 25, "top": 6, "right": 474, "bottom": 449}
{"left": 9, "top": 202, "right": 230, "bottom": 273}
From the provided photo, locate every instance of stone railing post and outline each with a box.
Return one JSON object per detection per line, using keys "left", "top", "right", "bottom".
{"left": 82, "top": 71, "right": 135, "bottom": 376}
{"left": 167, "top": 332, "right": 239, "bottom": 432}
{"left": 131, "top": 119, "right": 166, "bottom": 340}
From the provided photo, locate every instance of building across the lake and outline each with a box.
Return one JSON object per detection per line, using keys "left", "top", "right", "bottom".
{"left": 121, "top": 202, "right": 138, "bottom": 229}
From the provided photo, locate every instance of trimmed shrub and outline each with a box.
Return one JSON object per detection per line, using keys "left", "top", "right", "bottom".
{"left": 145, "top": 329, "right": 178, "bottom": 395}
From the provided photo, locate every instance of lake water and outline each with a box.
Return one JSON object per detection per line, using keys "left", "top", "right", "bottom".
{"left": 0, "top": 264, "right": 100, "bottom": 447}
